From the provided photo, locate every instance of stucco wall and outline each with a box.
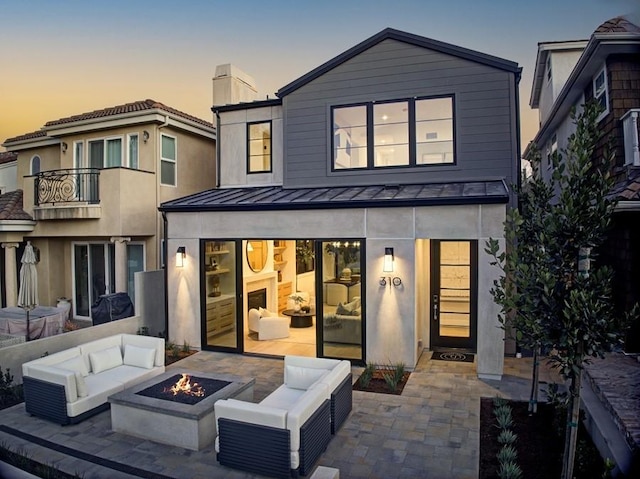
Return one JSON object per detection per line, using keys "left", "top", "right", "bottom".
{"left": 165, "top": 203, "right": 507, "bottom": 377}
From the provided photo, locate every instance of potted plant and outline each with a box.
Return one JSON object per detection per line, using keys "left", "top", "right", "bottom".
{"left": 289, "top": 294, "right": 306, "bottom": 312}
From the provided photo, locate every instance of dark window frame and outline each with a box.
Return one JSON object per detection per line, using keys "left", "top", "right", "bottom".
{"left": 330, "top": 94, "right": 456, "bottom": 172}
{"left": 246, "top": 120, "right": 273, "bottom": 174}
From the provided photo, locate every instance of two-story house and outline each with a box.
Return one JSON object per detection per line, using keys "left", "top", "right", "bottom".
{"left": 526, "top": 16, "right": 640, "bottom": 352}
{"left": 1, "top": 100, "right": 216, "bottom": 321}
{"left": 160, "top": 28, "right": 521, "bottom": 378}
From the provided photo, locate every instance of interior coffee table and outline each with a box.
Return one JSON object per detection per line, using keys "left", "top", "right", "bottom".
{"left": 282, "top": 309, "right": 314, "bottom": 328}
{"left": 108, "top": 369, "right": 254, "bottom": 450}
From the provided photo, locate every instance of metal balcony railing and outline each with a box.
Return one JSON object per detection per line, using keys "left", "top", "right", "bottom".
{"left": 34, "top": 168, "right": 100, "bottom": 206}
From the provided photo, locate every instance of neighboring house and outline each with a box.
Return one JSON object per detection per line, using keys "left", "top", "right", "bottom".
{"left": 1, "top": 99, "right": 216, "bottom": 319}
{"left": 0, "top": 151, "right": 18, "bottom": 195}
{"left": 526, "top": 16, "right": 640, "bottom": 351}
{"left": 160, "top": 28, "right": 521, "bottom": 379}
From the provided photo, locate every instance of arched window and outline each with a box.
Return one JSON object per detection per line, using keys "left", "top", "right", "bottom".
{"left": 31, "top": 155, "right": 41, "bottom": 175}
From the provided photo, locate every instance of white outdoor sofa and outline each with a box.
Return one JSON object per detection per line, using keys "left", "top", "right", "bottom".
{"left": 214, "top": 355, "right": 352, "bottom": 478}
{"left": 22, "top": 333, "right": 165, "bottom": 425}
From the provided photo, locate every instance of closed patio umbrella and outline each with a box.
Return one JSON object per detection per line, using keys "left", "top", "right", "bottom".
{"left": 17, "top": 241, "right": 38, "bottom": 341}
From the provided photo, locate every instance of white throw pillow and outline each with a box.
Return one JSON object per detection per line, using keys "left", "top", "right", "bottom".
{"left": 75, "top": 372, "right": 88, "bottom": 397}
{"left": 55, "top": 356, "right": 89, "bottom": 377}
{"left": 259, "top": 307, "right": 274, "bottom": 318}
{"left": 89, "top": 346, "right": 123, "bottom": 374}
{"left": 285, "top": 365, "right": 328, "bottom": 390}
{"left": 123, "top": 344, "right": 156, "bottom": 369}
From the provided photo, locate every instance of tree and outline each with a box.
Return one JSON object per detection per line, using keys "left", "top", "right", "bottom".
{"left": 487, "top": 101, "right": 636, "bottom": 479}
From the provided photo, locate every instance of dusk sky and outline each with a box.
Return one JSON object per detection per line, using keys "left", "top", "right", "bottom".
{"left": 1, "top": 0, "right": 638, "bottom": 152}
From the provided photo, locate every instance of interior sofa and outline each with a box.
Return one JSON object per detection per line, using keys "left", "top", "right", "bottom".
{"left": 22, "top": 333, "right": 165, "bottom": 425}
{"left": 323, "top": 297, "right": 362, "bottom": 345}
{"left": 214, "top": 355, "right": 352, "bottom": 478}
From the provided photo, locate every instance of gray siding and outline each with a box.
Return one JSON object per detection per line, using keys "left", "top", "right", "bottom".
{"left": 283, "top": 38, "right": 519, "bottom": 189}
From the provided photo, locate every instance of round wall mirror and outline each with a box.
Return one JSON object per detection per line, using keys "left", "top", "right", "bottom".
{"left": 247, "top": 240, "right": 268, "bottom": 272}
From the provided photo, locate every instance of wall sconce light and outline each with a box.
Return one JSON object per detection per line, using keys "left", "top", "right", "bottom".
{"left": 176, "top": 246, "right": 186, "bottom": 268}
{"left": 61, "top": 142, "right": 68, "bottom": 153}
{"left": 143, "top": 130, "right": 150, "bottom": 143}
{"left": 380, "top": 247, "right": 402, "bottom": 289}
{"left": 383, "top": 247, "right": 394, "bottom": 272}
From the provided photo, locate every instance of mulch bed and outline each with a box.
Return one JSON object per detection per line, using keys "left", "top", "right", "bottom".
{"left": 165, "top": 349, "right": 198, "bottom": 366}
{"left": 352, "top": 370, "right": 410, "bottom": 395}
{"left": 479, "top": 398, "right": 605, "bottom": 479}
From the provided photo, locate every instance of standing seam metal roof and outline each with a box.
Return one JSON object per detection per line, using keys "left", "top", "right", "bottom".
{"left": 159, "top": 181, "right": 509, "bottom": 212}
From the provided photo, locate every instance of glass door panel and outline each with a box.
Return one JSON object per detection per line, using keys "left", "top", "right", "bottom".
{"left": 430, "top": 240, "right": 476, "bottom": 350}
{"left": 203, "top": 240, "right": 238, "bottom": 349}
{"left": 319, "top": 240, "right": 363, "bottom": 361}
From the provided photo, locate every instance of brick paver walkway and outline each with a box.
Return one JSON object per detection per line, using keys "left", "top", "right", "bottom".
{"left": 0, "top": 352, "right": 563, "bottom": 478}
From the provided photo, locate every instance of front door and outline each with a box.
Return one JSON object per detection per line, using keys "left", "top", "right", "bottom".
{"left": 430, "top": 240, "right": 477, "bottom": 351}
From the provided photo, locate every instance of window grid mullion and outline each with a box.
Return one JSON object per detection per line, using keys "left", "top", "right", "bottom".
{"left": 409, "top": 99, "right": 416, "bottom": 166}
{"left": 366, "top": 104, "right": 374, "bottom": 169}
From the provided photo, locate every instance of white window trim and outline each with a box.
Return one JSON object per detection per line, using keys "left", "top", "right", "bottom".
{"left": 160, "top": 133, "right": 177, "bottom": 187}
{"left": 127, "top": 133, "right": 139, "bottom": 169}
{"left": 30, "top": 155, "right": 41, "bottom": 175}
{"left": 593, "top": 64, "right": 610, "bottom": 123}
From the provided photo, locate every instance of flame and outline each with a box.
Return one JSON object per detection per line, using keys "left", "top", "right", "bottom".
{"left": 164, "top": 373, "right": 205, "bottom": 397}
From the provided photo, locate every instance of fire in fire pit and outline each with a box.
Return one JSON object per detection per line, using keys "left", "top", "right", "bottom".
{"left": 137, "top": 374, "right": 231, "bottom": 405}
{"left": 165, "top": 373, "right": 205, "bottom": 397}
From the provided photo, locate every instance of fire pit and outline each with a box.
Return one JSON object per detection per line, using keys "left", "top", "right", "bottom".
{"left": 137, "top": 373, "right": 231, "bottom": 405}
{"left": 108, "top": 370, "right": 254, "bottom": 450}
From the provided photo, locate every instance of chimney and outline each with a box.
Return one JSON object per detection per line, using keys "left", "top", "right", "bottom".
{"left": 212, "top": 64, "right": 258, "bottom": 107}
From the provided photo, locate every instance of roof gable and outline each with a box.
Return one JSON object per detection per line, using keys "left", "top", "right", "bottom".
{"left": 277, "top": 28, "right": 520, "bottom": 97}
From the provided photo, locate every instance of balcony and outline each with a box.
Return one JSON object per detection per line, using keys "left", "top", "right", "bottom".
{"left": 29, "top": 168, "right": 156, "bottom": 235}
{"left": 33, "top": 168, "right": 101, "bottom": 220}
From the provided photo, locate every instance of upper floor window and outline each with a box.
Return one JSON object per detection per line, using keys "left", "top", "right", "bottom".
{"left": 161, "top": 134, "right": 176, "bottom": 186}
{"left": 30, "top": 155, "right": 40, "bottom": 175}
{"left": 593, "top": 65, "right": 609, "bottom": 122}
{"left": 247, "top": 121, "right": 272, "bottom": 173}
{"left": 74, "top": 141, "right": 83, "bottom": 169}
{"left": 547, "top": 133, "right": 557, "bottom": 170}
{"left": 128, "top": 134, "right": 139, "bottom": 169}
{"left": 332, "top": 96, "right": 454, "bottom": 171}
{"left": 89, "top": 138, "right": 123, "bottom": 168}
{"left": 546, "top": 56, "right": 552, "bottom": 83}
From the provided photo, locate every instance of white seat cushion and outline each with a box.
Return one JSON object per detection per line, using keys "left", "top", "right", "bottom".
{"left": 95, "top": 365, "right": 164, "bottom": 390}
{"left": 260, "top": 384, "right": 306, "bottom": 410}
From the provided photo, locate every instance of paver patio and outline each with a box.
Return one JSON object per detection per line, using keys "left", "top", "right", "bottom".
{"left": 0, "top": 351, "right": 562, "bottom": 478}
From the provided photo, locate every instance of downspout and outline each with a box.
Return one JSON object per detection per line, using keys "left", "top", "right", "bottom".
{"left": 213, "top": 108, "right": 221, "bottom": 188}
{"left": 157, "top": 115, "right": 170, "bottom": 340}
{"left": 161, "top": 210, "right": 169, "bottom": 340}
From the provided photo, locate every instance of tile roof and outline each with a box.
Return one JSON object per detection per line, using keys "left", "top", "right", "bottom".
{"left": 0, "top": 190, "right": 32, "bottom": 220}
{"left": 45, "top": 99, "right": 213, "bottom": 129}
{"left": 595, "top": 16, "right": 640, "bottom": 34}
{"left": 160, "top": 181, "right": 509, "bottom": 213}
{"left": 611, "top": 169, "right": 640, "bottom": 201}
{"left": 3, "top": 130, "right": 47, "bottom": 144}
{"left": 0, "top": 151, "right": 18, "bottom": 164}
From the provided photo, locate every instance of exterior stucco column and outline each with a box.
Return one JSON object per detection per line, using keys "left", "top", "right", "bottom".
{"left": 2, "top": 242, "right": 20, "bottom": 307}
{"left": 110, "top": 237, "right": 131, "bottom": 293}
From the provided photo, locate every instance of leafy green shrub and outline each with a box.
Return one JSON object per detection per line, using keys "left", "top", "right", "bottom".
{"left": 494, "top": 405, "right": 513, "bottom": 430}
{"left": 497, "top": 429, "right": 518, "bottom": 445}
{"left": 359, "top": 362, "right": 376, "bottom": 388}
{"left": 182, "top": 340, "right": 190, "bottom": 353}
{"left": 380, "top": 361, "right": 405, "bottom": 392}
{"left": 170, "top": 344, "right": 181, "bottom": 359}
{"left": 497, "top": 460, "right": 523, "bottom": 479}
{"left": 496, "top": 444, "right": 518, "bottom": 463}
{"left": 0, "top": 366, "right": 23, "bottom": 409}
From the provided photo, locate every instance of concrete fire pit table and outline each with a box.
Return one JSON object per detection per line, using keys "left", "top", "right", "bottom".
{"left": 108, "top": 369, "right": 255, "bottom": 450}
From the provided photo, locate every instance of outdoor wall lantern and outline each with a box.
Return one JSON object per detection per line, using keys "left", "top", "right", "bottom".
{"left": 380, "top": 247, "right": 402, "bottom": 289}
{"left": 176, "top": 246, "right": 186, "bottom": 268}
{"left": 61, "top": 142, "right": 68, "bottom": 153}
{"left": 143, "top": 130, "right": 150, "bottom": 143}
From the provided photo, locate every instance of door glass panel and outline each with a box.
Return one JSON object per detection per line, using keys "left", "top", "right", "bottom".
{"left": 74, "top": 245, "right": 90, "bottom": 317}
{"left": 320, "top": 240, "right": 363, "bottom": 360}
{"left": 127, "top": 244, "right": 144, "bottom": 304}
{"left": 204, "top": 240, "right": 237, "bottom": 348}
{"left": 439, "top": 241, "right": 471, "bottom": 338}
